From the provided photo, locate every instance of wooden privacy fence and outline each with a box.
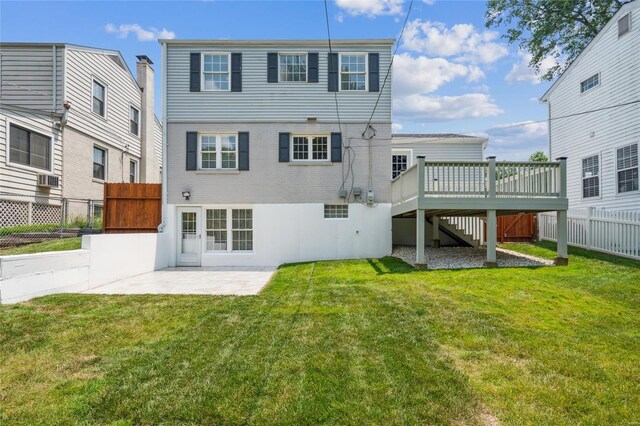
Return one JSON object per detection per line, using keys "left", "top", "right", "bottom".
{"left": 539, "top": 208, "right": 640, "bottom": 260}
{"left": 497, "top": 213, "right": 536, "bottom": 243}
{"left": 103, "top": 183, "right": 161, "bottom": 233}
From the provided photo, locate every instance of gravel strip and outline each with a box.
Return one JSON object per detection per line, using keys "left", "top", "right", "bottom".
{"left": 392, "top": 245, "right": 554, "bottom": 269}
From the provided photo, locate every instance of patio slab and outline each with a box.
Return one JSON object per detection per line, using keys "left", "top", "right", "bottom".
{"left": 84, "top": 266, "right": 277, "bottom": 296}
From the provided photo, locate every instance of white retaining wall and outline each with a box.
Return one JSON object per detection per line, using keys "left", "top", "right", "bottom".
{"left": 0, "top": 233, "right": 170, "bottom": 304}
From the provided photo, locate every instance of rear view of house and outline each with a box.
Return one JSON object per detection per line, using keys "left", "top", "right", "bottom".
{"left": 160, "top": 39, "right": 394, "bottom": 267}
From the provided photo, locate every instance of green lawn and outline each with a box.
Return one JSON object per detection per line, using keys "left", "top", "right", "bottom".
{"left": 1, "top": 242, "right": 639, "bottom": 425}
{"left": 0, "top": 237, "right": 82, "bottom": 256}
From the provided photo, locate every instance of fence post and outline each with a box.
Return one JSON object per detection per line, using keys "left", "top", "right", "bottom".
{"left": 587, "top": 207, "right": 594, "bottom": 249}
{"left": 27, "top": 202, "right": 33, "bottom": 225}
{"left": 487, "top": 156, "right": 496, "bottom": 198}
{"left": 88, "top": 200, "right": 93, "bottom": 228}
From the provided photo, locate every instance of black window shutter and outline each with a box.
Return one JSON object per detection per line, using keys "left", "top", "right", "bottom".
{"left": 308, "top": 53, "right": 319, "bottom": 83}
{"left": 279, "top": 132, "right": 290, "bottom": 162}
{"left": 331, "top": 132, "right": 342, "bottom": 162}
{"left": 190, "top": 53, "right": 200, "bottom": 92}
{"left": 186, "top": 132, "right": 198, "bottom": 170}
{"left": 368, "top": 53, "right": 379, "bottom": 92}
{"left": 238, "top": 132, "right": 249, "bottom": 170}
{"left": 328, "top": 53, "right": 338, "bottom": 92}
{"left": 267, "top": 52, "right": 278, "bottom": 83}
{"left": 231, "top": 53, "right": 242, "bottom": 92}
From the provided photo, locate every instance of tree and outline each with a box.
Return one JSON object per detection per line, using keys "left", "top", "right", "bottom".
{"left": 529, "top": 151, "right": 549, "bottom": 162}
{"left": 486, "top": 0, "right": 631, "bottom": 81}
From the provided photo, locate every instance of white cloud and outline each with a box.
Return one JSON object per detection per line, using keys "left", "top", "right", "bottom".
{"left": 335, "top": 12, "right": 345, "bottom": 23}
{"left": 335, "top": 0, "right": 403, "bottom": 17}
{"left": 484, "top": 121, "right": 549, "bottom": 160}
{"left": 402, "top": 20, "right": 508, "bottom": 64}
{"left": 392, "top": 123, "right": 404, "bottom": 132}
{"left": 105, "top": 23, "right": 176, "bottom": 42}
{"left": 394, "top": 93, "right": 503, "bottom": 121}
{"left": 505, "top": 51, "right": 558, "bottom": 84}
{"left": 393, "top": 53, "right": 477, "bottom": 96}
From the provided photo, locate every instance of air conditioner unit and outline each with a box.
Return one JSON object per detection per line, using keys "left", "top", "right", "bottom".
{"left": 37, "top": 174, "right": 60, "bottom": 188}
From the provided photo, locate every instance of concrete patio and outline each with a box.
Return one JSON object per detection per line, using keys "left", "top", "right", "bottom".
{"left": 84, "top": 266, "right": 277, "bottom": 296}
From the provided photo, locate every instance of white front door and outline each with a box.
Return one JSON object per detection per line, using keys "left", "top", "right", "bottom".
{"left": 177, "top": 207, "right": 202, "bottom": 266}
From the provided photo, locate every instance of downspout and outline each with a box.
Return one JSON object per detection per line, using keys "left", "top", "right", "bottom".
{"left": 52, "top": 46, "right": 57, "bottom": 112}
{"left": 158, "top": 42, "right": 168, "bottom": 232}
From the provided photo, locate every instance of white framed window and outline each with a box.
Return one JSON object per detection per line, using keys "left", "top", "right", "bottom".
{"left": 392, "top": 149, "right": 412, "bottom": 179}
{"left": 93, "top": 146, "right": 107, "bottom": 180}
{"left": 198, "top": 133, "right": 237, "bottom": 170}
{"left": 580, "top": 74, "right": 599, "bottom": 93}
{"left": 202, "top": 53, "right": 230, "bottom": 91}
{"left": 291, "top": 135, "right": 329, "bottom": 161}
{"left": 616, "top": 143, "right": 639, "bottom": 193}
{"left": 8, "top": 123, "right": 52, "bottom": 172}
{"left": 339, "top": 53, "right": 367, "bottom": 91}
{"left": 205, "top": 208, "right": 253, "bottom": 252}
{"left": 279, "top": 53, "right": 307, "bottom": 82}
{"left": 129, "top": 160, "right": 137, "bottom": 183}
{"left": 92, "top": 78, "right": 107, "bottom": 117}
{"left": 206, "top": 209, "right": 228, "bottom": 251}
{"left": 618, "top": 12, "right": 631, "bottom": 37}
{"left": 324, "top": 204, "right": 348, "bottom": 219}
{"left": 582, "top": 155, "right": 600, "bottom": 198}
{"left": 129, "top": 106, "right": 140, "bottom": 136}
{"left": 232, "top": 209, "right": 253, "bottom": 251}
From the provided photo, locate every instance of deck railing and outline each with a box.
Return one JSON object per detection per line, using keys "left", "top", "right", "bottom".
{"left": 392, "top": 156, "right": 567, "bottom": 206}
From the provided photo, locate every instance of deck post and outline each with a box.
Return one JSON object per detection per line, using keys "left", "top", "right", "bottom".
{"left": 485, "top": 209, "right": 497, "bottom": 267}
{"left": 487, "top": 156, "right": 496, "bottom": 198}
{"left": 555, "top": 157, "right": 569, "bottom": 266}
{"left": 432, "top": 215, "right": 440, "bottom": 248}
{"left": 416, "top": 209, "right": 426, "bottom": 268}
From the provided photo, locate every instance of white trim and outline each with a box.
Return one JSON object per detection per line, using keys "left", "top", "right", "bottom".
{"left": 290, "top": 133, "right": 331, "bottom": 162}
{"left": 5, "top": 118, "right": 54, "bottom": 173}
{"left": 391, "top": 148, "right": 412, "bottom": 179}
{"left": 580, "top": 152, "right": 601, "bottom": 200}
{"left": 197, "top": 132, "right": 238, "bottom": 170}
{"left": 615, "top": 142, "right": 639, "bottom": 195}
{"left": 90, "top": 76, "right": 108, "bottom": 120}
{"left": 201, "top": 52, "right": 231, "bottom": 92}
{"left": 129, "top": 158, "right": 138, "bottom": 183}
{"left": 177, "top": 207, "right": 202, "bottom": 266}
{"left": 579, "top": 72, "right": 600, "bottom": 94}
{"left": 277, "top": 52, "right": 308, "bottom": 83}
{"left": 128, "top": 104, "right": 140, "bottom": 137}
{"left": 338, "top": 52, "right": 368, "bottom": 92}
{"left": 92, "top": 144, "right": 108, "bottom": 181}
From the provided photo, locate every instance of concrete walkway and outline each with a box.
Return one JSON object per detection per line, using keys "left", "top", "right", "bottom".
{"left": 84, "top": 267, "right": 277, "bottom": 296}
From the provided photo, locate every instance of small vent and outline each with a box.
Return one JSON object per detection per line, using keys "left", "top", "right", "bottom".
{"left": 618, "top": 13, "right": 630, "bottom": 37}
{"left": 37, "top": 174, "right": 59, "bottom": 188}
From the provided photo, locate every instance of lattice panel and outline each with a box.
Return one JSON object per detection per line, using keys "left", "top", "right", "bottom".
{"left": 0, "top": 199, "right": 30, "bottom": 227}
{"left": 32, "top": 203, "right": 62, "bottom": 225}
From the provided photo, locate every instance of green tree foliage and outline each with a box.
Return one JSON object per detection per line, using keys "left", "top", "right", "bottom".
{"left": 529, "top": 151, "right": 549, "bottom": 162}
{"left": 486, "top": 0, "right": 631, "bottom": 81}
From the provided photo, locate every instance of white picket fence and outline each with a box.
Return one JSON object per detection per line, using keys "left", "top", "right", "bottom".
{"left": 539, "top": 208, "right": 640, "bottom": 260}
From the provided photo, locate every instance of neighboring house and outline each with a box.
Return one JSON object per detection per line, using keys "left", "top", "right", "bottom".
{"left": 160, "top": 39, "right": 394, "bottom": 267}
{"left": 0, "top": 43, "right": 162, "bottom": 226}
{"left": 391, "top": 134, "right": 488, "bottom": 247}
{"left": 540, "top": 1, "right": 640, "bottom": 212}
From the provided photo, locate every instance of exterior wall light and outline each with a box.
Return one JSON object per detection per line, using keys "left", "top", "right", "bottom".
{"left": 181, "top": 191, "right": 191, "bottom": 200}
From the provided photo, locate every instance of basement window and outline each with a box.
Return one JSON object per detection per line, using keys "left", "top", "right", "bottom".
{"left": 324, "top": 204, "right": 348, "bottom": 219}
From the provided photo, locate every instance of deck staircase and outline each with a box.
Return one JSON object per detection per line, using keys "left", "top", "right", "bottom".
{"left": 438, "top": 216, "right": 484, "bottom": 248}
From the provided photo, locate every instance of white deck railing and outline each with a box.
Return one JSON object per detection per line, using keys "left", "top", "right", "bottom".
{"left": 539, "top": 208, "right": 640, "bottom": 260}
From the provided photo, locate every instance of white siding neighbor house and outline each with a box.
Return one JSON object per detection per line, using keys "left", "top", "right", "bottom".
{"left": 0, "top": 43, "right": 162, "bottom": 226}
{"left": 540, "top": 1, "right": 640, "bottom": 212}
{"left": 160, "top": 39, "right": 394, "bottom": 267}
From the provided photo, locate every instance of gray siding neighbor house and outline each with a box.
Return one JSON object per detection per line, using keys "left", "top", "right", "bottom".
{"left": 160, "top": 39, "right": 394, "bottom": 267}
{"left": 0, "top": 43, "right": 162, "bottom": 226}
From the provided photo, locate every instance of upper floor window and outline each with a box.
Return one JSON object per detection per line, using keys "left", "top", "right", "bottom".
{"left": 340, "top": 54, "right": 367, "bottom": 91}
{"left": 292, "top": 135, "right": 329, "bottom": 161}
{"left": 93, "top": 146, "right": 107, "bottom": 180}
{"left": 129, "top": 106, "right": 140, "bottom": 136}
{"left": 199, "top": 134, "right": 237, "bottom": 169}
{"left": 9, "top": 124, "right": 51, "bottom": 171}
{"left": 617, "top": 143, "right": 638, "bottom": 193}
{"left": 129, "top": 160, "right": 137, "bottom": 183}
{"left": 202, "top": 53, "right": 230, "bottom": 91}
{"left": 92, "top": 79, "right": 106, "bottom": 116}
{"left": 582, "top": 155, "right": 600, "bottom": 198}
{"left": 580, "top": 74, "right": 599, "bottom": 93}
{"left": 279, "top": 53, "right": 307, "bottom": 82}
{"left": 618, "top": 12, "right": 631, "bottom": 37}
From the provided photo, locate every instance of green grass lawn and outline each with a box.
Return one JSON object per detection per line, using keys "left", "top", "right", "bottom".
{"left": 1, "top": 242, "right": 639, "bottom": 425}
{"left": 0, "top": 237, "right": 82, "bottom": 256}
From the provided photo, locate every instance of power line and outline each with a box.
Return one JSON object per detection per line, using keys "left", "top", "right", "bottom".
{"left": 362, "top": 0, "right": 414, "bottom": 140}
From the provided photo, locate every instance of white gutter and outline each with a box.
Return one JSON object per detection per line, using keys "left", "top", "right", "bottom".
{"left": 158, "top": 42, "right": 168, "bottom": 232}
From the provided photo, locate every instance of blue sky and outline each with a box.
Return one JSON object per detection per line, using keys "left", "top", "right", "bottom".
{"left": 0, "top": 0, "right": 553, "bottom": 160}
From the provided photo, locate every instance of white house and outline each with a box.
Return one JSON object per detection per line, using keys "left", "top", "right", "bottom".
{"left": 540, "top": 1, "right": 639, "bottom": 212}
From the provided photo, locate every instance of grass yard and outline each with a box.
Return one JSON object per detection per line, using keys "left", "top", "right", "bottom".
{"left": 0, "top": 237, "right": 82, "bottom": 255}
{"left": 1, "top": 242, "right": 639, "bottom": 425}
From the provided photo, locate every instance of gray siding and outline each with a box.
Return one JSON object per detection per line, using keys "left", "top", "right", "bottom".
{"left": 0, "top": 106, "right": 63, "bottom": 199}
{"left": 165, "top": 42, "right": 393, "bottom": 123}
{"left": 166, "top": 121, "right": 391, "bottom": 205}
{"left": 392, "top": 141, "right": 484, "bottom": 163}
{"left": 154, "top": 116, "right": 163, "bottom": 171}
{"left": 546, "top": 2, "right": 640, "bottom": 211}
{"left": 0, "top": 45, "right": 64, "bottom": 113}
